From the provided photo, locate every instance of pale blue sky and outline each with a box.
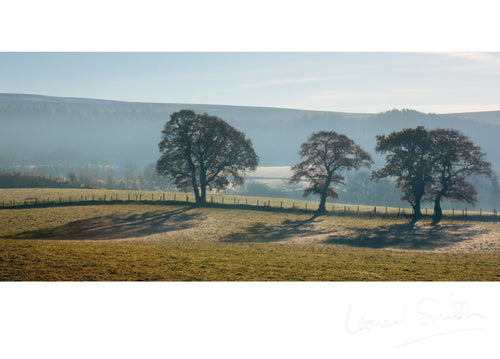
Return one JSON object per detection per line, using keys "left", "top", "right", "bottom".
{"left": 1, "top": 52, "right": 499, "bottom": 113}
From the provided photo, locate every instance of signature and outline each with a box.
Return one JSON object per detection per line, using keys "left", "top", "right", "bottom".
{"left": 345, "top": 297, "right": 485, "bottom": 348}
{"left": 345, "top": 303, "right": 408, "bottom": 335}
{"left": 415, "top": 298, "right": 485, "bottom": 325}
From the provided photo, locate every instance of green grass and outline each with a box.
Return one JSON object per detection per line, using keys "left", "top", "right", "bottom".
{"left": 0, "top": 199, "right": 499, "bottom": 281}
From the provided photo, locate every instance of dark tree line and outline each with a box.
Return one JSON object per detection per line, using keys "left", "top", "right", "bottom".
{"left": 0, "top": 170, "right": 74, "bottom": 188}
{"left": 0, "top": 164, "right": 171, "bottom": 191}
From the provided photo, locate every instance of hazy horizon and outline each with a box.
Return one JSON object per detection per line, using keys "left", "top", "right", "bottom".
{"left": 1, "top": 92, "right": 499, "bottom": 116}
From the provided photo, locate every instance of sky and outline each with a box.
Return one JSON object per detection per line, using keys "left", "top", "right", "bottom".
{"left": 1, "top": 52, "right": 500, "bottom": 114}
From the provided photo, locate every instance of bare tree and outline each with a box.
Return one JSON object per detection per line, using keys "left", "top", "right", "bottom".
{"left": 428, "top": 128, "right": 492, "bottom": 222}
{"left": 372, "top": 126, "right": 434, "bottom": 222}
{"left": 156, "top": 110, "right": 258, "bottom": 205}
{"left": 289, "top": 131, "right": 372, "bottom": 215}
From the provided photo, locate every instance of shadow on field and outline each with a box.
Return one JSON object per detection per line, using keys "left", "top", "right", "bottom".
{"left": 9, "top": 207, "right": 205, "bottom": 241}
{"left": 324, "top": 222, "right": 489, "bottom": 250}
{"left": 220, "top": 216, "right": 326, "bottom": 243}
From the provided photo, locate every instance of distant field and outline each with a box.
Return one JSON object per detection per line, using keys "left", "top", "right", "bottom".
{"left": 1, "top": 196, "right": 499, "bottom": 281}
{"left": 0, "top": 187, "right": 352, "bottom": 211}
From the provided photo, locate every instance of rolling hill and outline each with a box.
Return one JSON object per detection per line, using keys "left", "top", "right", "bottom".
{"left": 1, "top": 93, "right": 499, "bottom": 168}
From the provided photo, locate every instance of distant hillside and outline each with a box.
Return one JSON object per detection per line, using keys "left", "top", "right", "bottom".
{"left": 442, "top": 110, "right": 500, "bottom": 124}
{"left": 1, "top": 93, "right": 499, "bottom": 171}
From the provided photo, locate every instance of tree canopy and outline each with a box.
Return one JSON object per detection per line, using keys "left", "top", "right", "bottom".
{"left": 427, "top": 128, "right": 492, "bottom": 222}
{"left": 289, "top": 131, "right": 372, "bottom": 215}
{"left": 156, "top": 110, "right": 258, "bottom": 205}
{"left": 372, "top": 126, "right": 434, "bottom": 222}
{"left": 373, "top": 126, "right": 493, "bottom": 223}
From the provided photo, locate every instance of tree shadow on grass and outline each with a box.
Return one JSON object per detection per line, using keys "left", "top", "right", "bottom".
{"left": 220, "top": 216, "right": 327, "bottom": 243}
{"left": 8, "top": 207, "right": 206, "bottom": 241}
{"left": 323, "top": 222, "right": 490, "bottom": 250}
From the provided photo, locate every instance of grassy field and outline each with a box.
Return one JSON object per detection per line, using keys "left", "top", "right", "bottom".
{"left": 1, "top": 189, "right": 499, "bottom": 281}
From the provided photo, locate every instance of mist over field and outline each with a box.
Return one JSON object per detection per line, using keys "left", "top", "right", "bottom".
{"left": 1, "top": 93, "right": 499, "bottom": 209}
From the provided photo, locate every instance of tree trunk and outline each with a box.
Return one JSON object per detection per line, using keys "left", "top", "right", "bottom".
{"left": 192, "top": 185, "right": 201, "bottom": 204}
{"left": 432, "top": 189, "right": 446, "bottom": 223}
{"left": 412, "top": 197, "right": 423, "bottom": 222}
{"left": 316, "top": 193, "right": 327, "bottom": 215}
{"left": 199, "top": 184, "right": 207, "bottom": 205}
{"left": 198, "top": 167, "right": 207, "bottom": 205}
{"left": 316, "top": 177, "right": 331, "bottom": 216}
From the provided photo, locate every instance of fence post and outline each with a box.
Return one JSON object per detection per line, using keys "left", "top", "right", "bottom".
{"left": 305, "top": 203, "right": 307, "bottom": 210}
{"left": 257, "top": 199, "right": 259, "bottom": 206}
{"left": 357, "top": 206, "right": 359, "bottom": 215}
{"left": 374, "top": 206, "right": 377, "bottom": 215}
{"left": 344, "top": 205, "right": 346, "bottom": 214}
{"left": 281, "top": 201, "right": 283, "bottom": 208}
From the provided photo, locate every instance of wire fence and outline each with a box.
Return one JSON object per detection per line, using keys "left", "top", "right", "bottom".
{"left": 0, "top": 191, "right": 498, "bottom": 223}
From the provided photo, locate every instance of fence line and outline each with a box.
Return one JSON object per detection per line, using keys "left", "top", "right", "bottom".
{"left": 0, "top": 192, "right": 498, "bottom": 223}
